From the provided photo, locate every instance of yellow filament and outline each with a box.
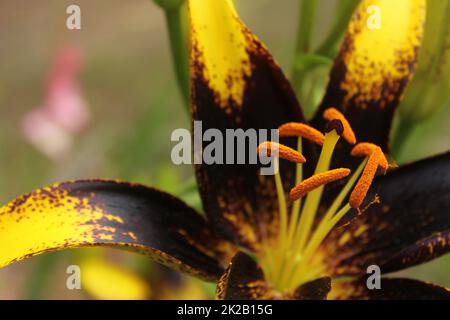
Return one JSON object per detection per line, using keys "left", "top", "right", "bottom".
{"left": 278, "top": 123, "right": 325, "bottom": 145}
{"left": 274, "top": 138, "right": 304, "bottom": 287}
{"left": 293, "top": 130, "right": 340, "bottom": 253}
{"left": 292, "top": 204, "right": 352, "bottom": 287}
{"left": 320, "top": 159, "right": 367, "bottom": 224}
{"left": 260, "top": 127, "right": 385, "bottom": 293}
{"left": 272, "top": 130, "right": 340, "bottom": 291}
{"left": 273, "top": 158, "right": 288, "bottom": 259}
{"left": 284, "top": 161, "right": 368, "bottom": 289}
{"left": 287, "top": 138, "right": 303, "bottom": 245}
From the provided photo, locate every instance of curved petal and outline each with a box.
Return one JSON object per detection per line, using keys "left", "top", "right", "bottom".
{"left": 320, "top": 152, "right": 450, "bottom": 276}
{"left": 0, "top": 180, "right": 230, "bottom": 281}
{"left": 189, "top": 0, "right": 309, "bottom": 249}
{"left": 312, "top": 0, "right": 426, "bottom": 160}
{"left": 329, "top": 278, "right": 450, "bottom": 300}
{"left": 216, "top": 252, "right": 273, "bottom": 300}
{"left": 291, "top": 277, "right": 331, "bottom": 300}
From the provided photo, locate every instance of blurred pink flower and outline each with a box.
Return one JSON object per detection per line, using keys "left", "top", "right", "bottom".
{"left": 21, "top": 46, "right": 90, "bottom": 160}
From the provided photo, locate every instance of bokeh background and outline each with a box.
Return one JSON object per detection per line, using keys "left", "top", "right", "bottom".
{"left": 0, "top": 0, "right": 448, "bottom": 299}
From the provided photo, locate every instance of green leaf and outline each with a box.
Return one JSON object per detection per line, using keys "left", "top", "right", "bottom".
{"left": 400, "top": 0, "right": 450, "bottom": 121}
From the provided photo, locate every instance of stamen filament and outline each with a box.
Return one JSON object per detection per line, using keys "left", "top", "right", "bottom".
{"left": 273, "top": 158, "right": 288, "bottom": 253}
{"left": 273, "top": 138, "right": 304, "bottom": 288}
{"left": 262, "top": 246, "right": 276, "bottom": 283}
{"left": 282, "top": 160, "right": 368, "bottom": 291}
{"left": 291, "top": 203, "right": 352, "bottom": 287}
{"left": 320, "top": 159, "right": 367, "bottom": 225}
{"left": 302, "top": 203, "right": 352, "bottom": 266}
{"left": 287, "top": 138, "right": 303, "bottom": 245}
{"left": 259, "top": 123, "right": 388, "bottom": 293}
{"left": 292, "top": 130, "right": 340, "bottom": 253}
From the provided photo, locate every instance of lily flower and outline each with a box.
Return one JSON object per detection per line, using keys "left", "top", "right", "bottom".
{"left": 1, "top": 0, "right": 449, "bottom": 300}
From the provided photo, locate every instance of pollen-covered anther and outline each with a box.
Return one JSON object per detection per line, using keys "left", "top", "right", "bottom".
{"left": 257, "top": 142, "right": 306, "bottom": 163}
{"left": 351, "top": 142, "right": 389, "bottom": 172}
{"left": 323, "top": 107, "right": 357, "bottom": 145}
{"left": 349, "top": 151, "right": 387, "bottom": 209}
{"left": 289, "top": 168, "right": 351, "bottom": 201}
{"left": 278, "top": 123, "right": 325, "bottom": 145}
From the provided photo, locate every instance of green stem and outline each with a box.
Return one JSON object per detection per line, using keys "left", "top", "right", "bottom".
{"left": 316, "top": 0, "right": 359, "bottom": 57}
{"left": 291, "top": 0, "right": 318, "bottom": 97}
{"left": 164, "top": 4, "right": 190, "bottom": 108}
{"left": 296, "top": 0, "right": 317, "bottom": 54}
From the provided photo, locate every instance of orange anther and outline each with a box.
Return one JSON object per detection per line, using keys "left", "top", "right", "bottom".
{"left": 290, "top": 168, "right": 351, "bottom": 201}
{"left": 351, "top": 143, "right": 388, "bottom": 172}
{"left": 323, "top": 108, "right": 357, "bottom": 145}
{"left": 257, "top": 142, "right": 306, "bottom": 164}
{"left": 349, "top": 151, "right": 387, "bottom": 208}
{"left": 278, "top": 123, "right": 325, "bottom": 146}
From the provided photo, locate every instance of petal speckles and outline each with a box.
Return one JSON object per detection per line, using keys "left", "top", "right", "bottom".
{"left": 188, "top": 0, "right": 306, "bottom": 250}
{"left": 0, "top": 180, "right": 229, "bottom": 281}
{"left": 0, "top": 183, "right": 127, "bottom": 267}
{"left": 315, "top": 0, "right": 426, "bottom": 152}
{"left": 339, "top": 0, "right": 426, "bottom": 111}
{"left": 189, "top": 0, "right": 252, "bottom": 112}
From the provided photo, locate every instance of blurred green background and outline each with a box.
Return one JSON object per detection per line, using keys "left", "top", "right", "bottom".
{"left": 0, "top": 0, "right": 448, "bottom": 299}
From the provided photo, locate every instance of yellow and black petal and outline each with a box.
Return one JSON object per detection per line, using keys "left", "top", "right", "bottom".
{"left": 189, "top": 0, "right": 308, "bottom": 250}
{"left": 0, "top": 180, "right": 229, "bottom": 281}
{"left": 313, "top": 0, "right": 426, "bottom": 155}
{"left": 329, "top": 278, "right": 450, "bottom": 300}
{"left": 320, "top": 152, "right": 450, "bottom": 276}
